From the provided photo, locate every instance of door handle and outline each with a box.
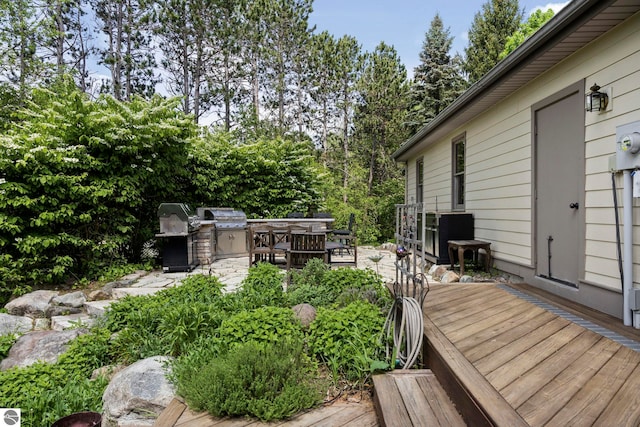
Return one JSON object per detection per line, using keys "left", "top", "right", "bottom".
{"left": 569, "top": 202, "right": 579, "bottom": 209}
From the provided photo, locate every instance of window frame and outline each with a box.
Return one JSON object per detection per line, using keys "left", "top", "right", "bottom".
{"left": 452, "top": 133, "right": 466, "bottom": 211}
{"left": 416, "top": 157, "right": 424, "bottom": 205}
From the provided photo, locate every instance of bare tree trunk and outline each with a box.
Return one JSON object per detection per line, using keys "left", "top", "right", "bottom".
{"left": 193, "top": 36, "right": 203, "bottom": 124}
{"left": 181, "top": 27, "right": 190, "bottom": 114}
{"left": 53, "top": 1, "right": 65, "bottom": 75}
{"left": 124, "top": 0, "right": 132, "bottom": 99}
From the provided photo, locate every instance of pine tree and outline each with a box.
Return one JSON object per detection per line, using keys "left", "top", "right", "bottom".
{"left": 92, "top": 0, "right": 159, "bottom": 100}
{"left": 463, "top": 0, "right": 523, "bottom": 83}
{"left": 0, "top": 0, "right": 52, "bottom": 96}
{"left": 409, "top": 13, "right": 466, "bottom": 132}
{"left": 355, "top": 42, "right": 410, "bottom": 194}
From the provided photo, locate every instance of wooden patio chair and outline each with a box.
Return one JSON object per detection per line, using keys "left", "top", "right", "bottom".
{"left": 248, "top": 225, "right": 272, "bottom": 266}
{"left": 286, "top": 232, "right": 327, "bottom": 270}
{"left": 270, "top": 224, "right": 290, "bottom": 265}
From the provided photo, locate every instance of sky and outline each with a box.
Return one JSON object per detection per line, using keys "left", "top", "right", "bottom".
{"left": 308, "top": 1, "right": 570, "bottom": 77}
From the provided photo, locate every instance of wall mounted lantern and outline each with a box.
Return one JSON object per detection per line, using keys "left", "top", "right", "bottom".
{"left": 585, "top": 83, "right": 609, "bottom": 112}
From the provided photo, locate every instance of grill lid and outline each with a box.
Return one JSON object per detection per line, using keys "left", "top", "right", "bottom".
{"left": 197, "top": 207, "right": 247, "bottom": 228}
{"left": 158, "top": 203, "right": 200, "bottom": 234}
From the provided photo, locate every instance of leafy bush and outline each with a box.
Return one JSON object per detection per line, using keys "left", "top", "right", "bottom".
{"left": 102, "top": 274, "right": 229, "bottom": 361}
{"left": 172, "top": 339, "right": 324, "bottom": 421}
{"left": 287, "top": 260, "right": 392, "bottom": 310}
{"left": 0, "top": 329, "right": 111, "bottom": 427}
{"left": 308, "top": 301, "right": 388, "bottom": 382}
{"left": 0, "top": 333, "right": 18, "bottom": 359}
{"left": 217, "top": 306, "right": 304, "bottom": 350}
{"left": 0, "top": 82, "right": 195, "bottom": 297}
{"left": 236, "top": 262, "right": 286, "bottom": 309}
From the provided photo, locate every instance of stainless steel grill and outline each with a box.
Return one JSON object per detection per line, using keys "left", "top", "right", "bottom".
{"left": 156, "top": 203, "right": 200, "bottom": 272}
{"left": 158, "top": 203, "right": 200, "bottom": 235}
{"left": 197, "top": 207, "right": 248, "bottom": 259}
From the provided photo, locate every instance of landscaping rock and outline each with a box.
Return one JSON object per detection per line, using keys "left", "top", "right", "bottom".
{"left": 459, "top": 275, "right": 475, "bottom": 283}
{"left": 101, "top": 356, "right": 175, "bottom": 427}
{"left": 0, "top": 313, "right": 33, "bottom": 336}
{"left": 0, "top": 328, "right": 88, "bottom": 370}
{"left": 85, "top": 300, "right": 113, "bottom": 317}
{"left": 428, "top": 264, "right": 448, "bottom": 280}
{"left": 52, "top": 291, "right": 87, "bottom": 308}
{"left": 5, "top": 290, "right": 59, "bottom": 317}
{"left": 51, "top": 314, "right": 94, "bottom": 331}
{"left": 89, "top": 289, "right": 112, "bottom": 301}
{"left": 292, "top": 303, "right": 316, "bottom": 328}
{"left": 46, "top": 305, "right": 83, "bottom": 318}
{"left": 440, "top": 271, "right": 460, "bottom": 284}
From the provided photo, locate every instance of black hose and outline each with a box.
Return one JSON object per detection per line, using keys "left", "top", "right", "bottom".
{"left": 612, "top": 172, "right": 624, "bottom": 286}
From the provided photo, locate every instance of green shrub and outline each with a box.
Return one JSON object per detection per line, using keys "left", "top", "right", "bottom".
{"left": 173, "top": 339, "right": 324, "bottom": 421}
{"left": 308, "top": 301, "right": 388, "bottom": 382}
{"left": 287, "top": 262, "right": 392, "bottom": 310}
{"left": 236, "top": 262, "right": 286, "bottom": 309}
{"left": 101, "top": 274, "right": 229, "bottom": 361}
{"left": 0, "top": 333, "right": 18, "bottom": 359}
{"left": 217, "top": 306, "right": 304, "bottom": 350}
{"left": 0, "top": 329, "right": 112, "bottom": 427}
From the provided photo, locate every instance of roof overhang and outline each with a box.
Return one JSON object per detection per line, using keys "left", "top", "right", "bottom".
{"left": 393, "top": 0, "right": 640, "bottom": 162}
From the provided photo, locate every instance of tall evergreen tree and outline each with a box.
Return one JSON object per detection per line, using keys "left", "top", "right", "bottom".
{"left": 334, "top": 35, "right": 362, "bottom": 202}
{"left": 409, "top": 13, "right": 466, "bottom": 132}
{"left": 93, "top": 0, "right": 158, "bottom": 100}
{"left": 463, "top": 0, "right": 523, "bottom": 83}
{"left": 0, "top": 0, "right": 52, "bottom": 96}
{"left": 355, "top": 42, "right": 410, "bottom": 194}
{"left": 44, "top": 0, "right": 96, "bottom": 93}
{"left": 247, "top": 0, "right": 314, "bottom": 135}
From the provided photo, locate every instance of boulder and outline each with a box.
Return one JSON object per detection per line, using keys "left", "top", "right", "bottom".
{"left": 292, "top": 303, "right": 316, "bottom": 328}
{"left": 459, "top": 275, "right": 475, "bottom": 283}
{"left": 428, "top": 265, "right": 448, "bottom": 280}
{"left": 52, "top": 291, "right": 87, "bottom": 308}
{"left": 46, "top": 305, "right": 83, "bottom": 318}
{"left": 5, "top": 290, "right": 58, "bottom": 317}
{"left": 440, "top": 271, "right": 460, "bottom": 284}
{"left": 101, "top": 356, "right": 175, "bottom": 427}
{"left": 0, "top": 313, "right": 33, "bottom": 336}
{"left": 0, "top": 328, "right": 88, "bottom": 370}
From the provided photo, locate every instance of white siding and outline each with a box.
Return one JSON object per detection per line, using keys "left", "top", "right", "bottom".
{"left": 408, "top": 12, "right": 640, "bottom": 292}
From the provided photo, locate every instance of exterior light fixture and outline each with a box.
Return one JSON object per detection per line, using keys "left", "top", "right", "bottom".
{"left": 585, "top": 83, "right": 609, "bottom": 112}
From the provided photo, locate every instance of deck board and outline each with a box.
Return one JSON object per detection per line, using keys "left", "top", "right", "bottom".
{"left": 372, "top": 369, "right": 466, "bottom": 427}
{"left": 423, "top": 283, "right": 640, "bottom": 427}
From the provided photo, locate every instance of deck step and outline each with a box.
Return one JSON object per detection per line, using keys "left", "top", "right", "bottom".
{"left": 372, "top": 369, "right": 466, "bottom": 427}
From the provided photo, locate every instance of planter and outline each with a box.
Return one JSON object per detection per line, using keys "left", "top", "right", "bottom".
{"left": 51, "top": 411, "right": 101, "bottom": 427}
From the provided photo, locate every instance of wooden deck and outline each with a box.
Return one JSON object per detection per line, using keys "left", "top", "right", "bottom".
{"left": 156, "top": 281, "right": 640, "bottom": 427}
{"left": 372, "top": 369, "right": 465, "bottom": 426}
{"left": 423, "top": 283, "right": 640, "bottom": 426}
{"left": 154, "top": 397, "right": 378, "bottom": 426}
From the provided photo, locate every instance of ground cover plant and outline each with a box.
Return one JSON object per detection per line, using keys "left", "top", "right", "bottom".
{"left": 0, "top": 261, "right": 393, "bottom": 425}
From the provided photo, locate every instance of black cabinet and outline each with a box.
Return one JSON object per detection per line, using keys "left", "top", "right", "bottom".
{"left": 424, "top": 213, "right": 474, "bottom": 265}
{"left": 159, "top": 232, "right": 199, "bottom": 272}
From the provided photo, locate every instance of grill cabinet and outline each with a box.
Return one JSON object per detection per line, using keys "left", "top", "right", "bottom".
{"left": 156, "top": 203, "right": 200, "bottom": 272}
{"left": 197, "top": 207, "right": 248, "bottom": 259}
{"left": 424, "top": 212, "right": 474, "bottom": 264}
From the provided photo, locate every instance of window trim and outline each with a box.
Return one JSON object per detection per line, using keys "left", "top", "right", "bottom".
{"left": 452, "top": 133, "right": 466, "bottom": 211}
{"left": 416, "top": 157, "right": 424, "bottom": 204}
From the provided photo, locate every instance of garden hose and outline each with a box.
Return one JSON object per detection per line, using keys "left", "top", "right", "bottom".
{"left": 383, "top": 295, "right": 424, "bottom": 369}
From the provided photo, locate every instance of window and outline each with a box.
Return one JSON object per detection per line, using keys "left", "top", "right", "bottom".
{"left": 416, "top": 157, "right": 424, "bottom": 204}
{"left": 452, "top": 135, "right": 465, "bottom": 210}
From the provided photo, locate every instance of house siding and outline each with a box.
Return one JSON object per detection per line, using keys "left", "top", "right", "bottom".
{"left": 407, "top": 11, "right": 640, "bottom": 304}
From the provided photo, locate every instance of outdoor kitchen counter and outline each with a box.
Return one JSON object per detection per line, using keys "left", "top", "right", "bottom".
{"left": 247, "top": 218, "right": 334, "bottom": 231}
